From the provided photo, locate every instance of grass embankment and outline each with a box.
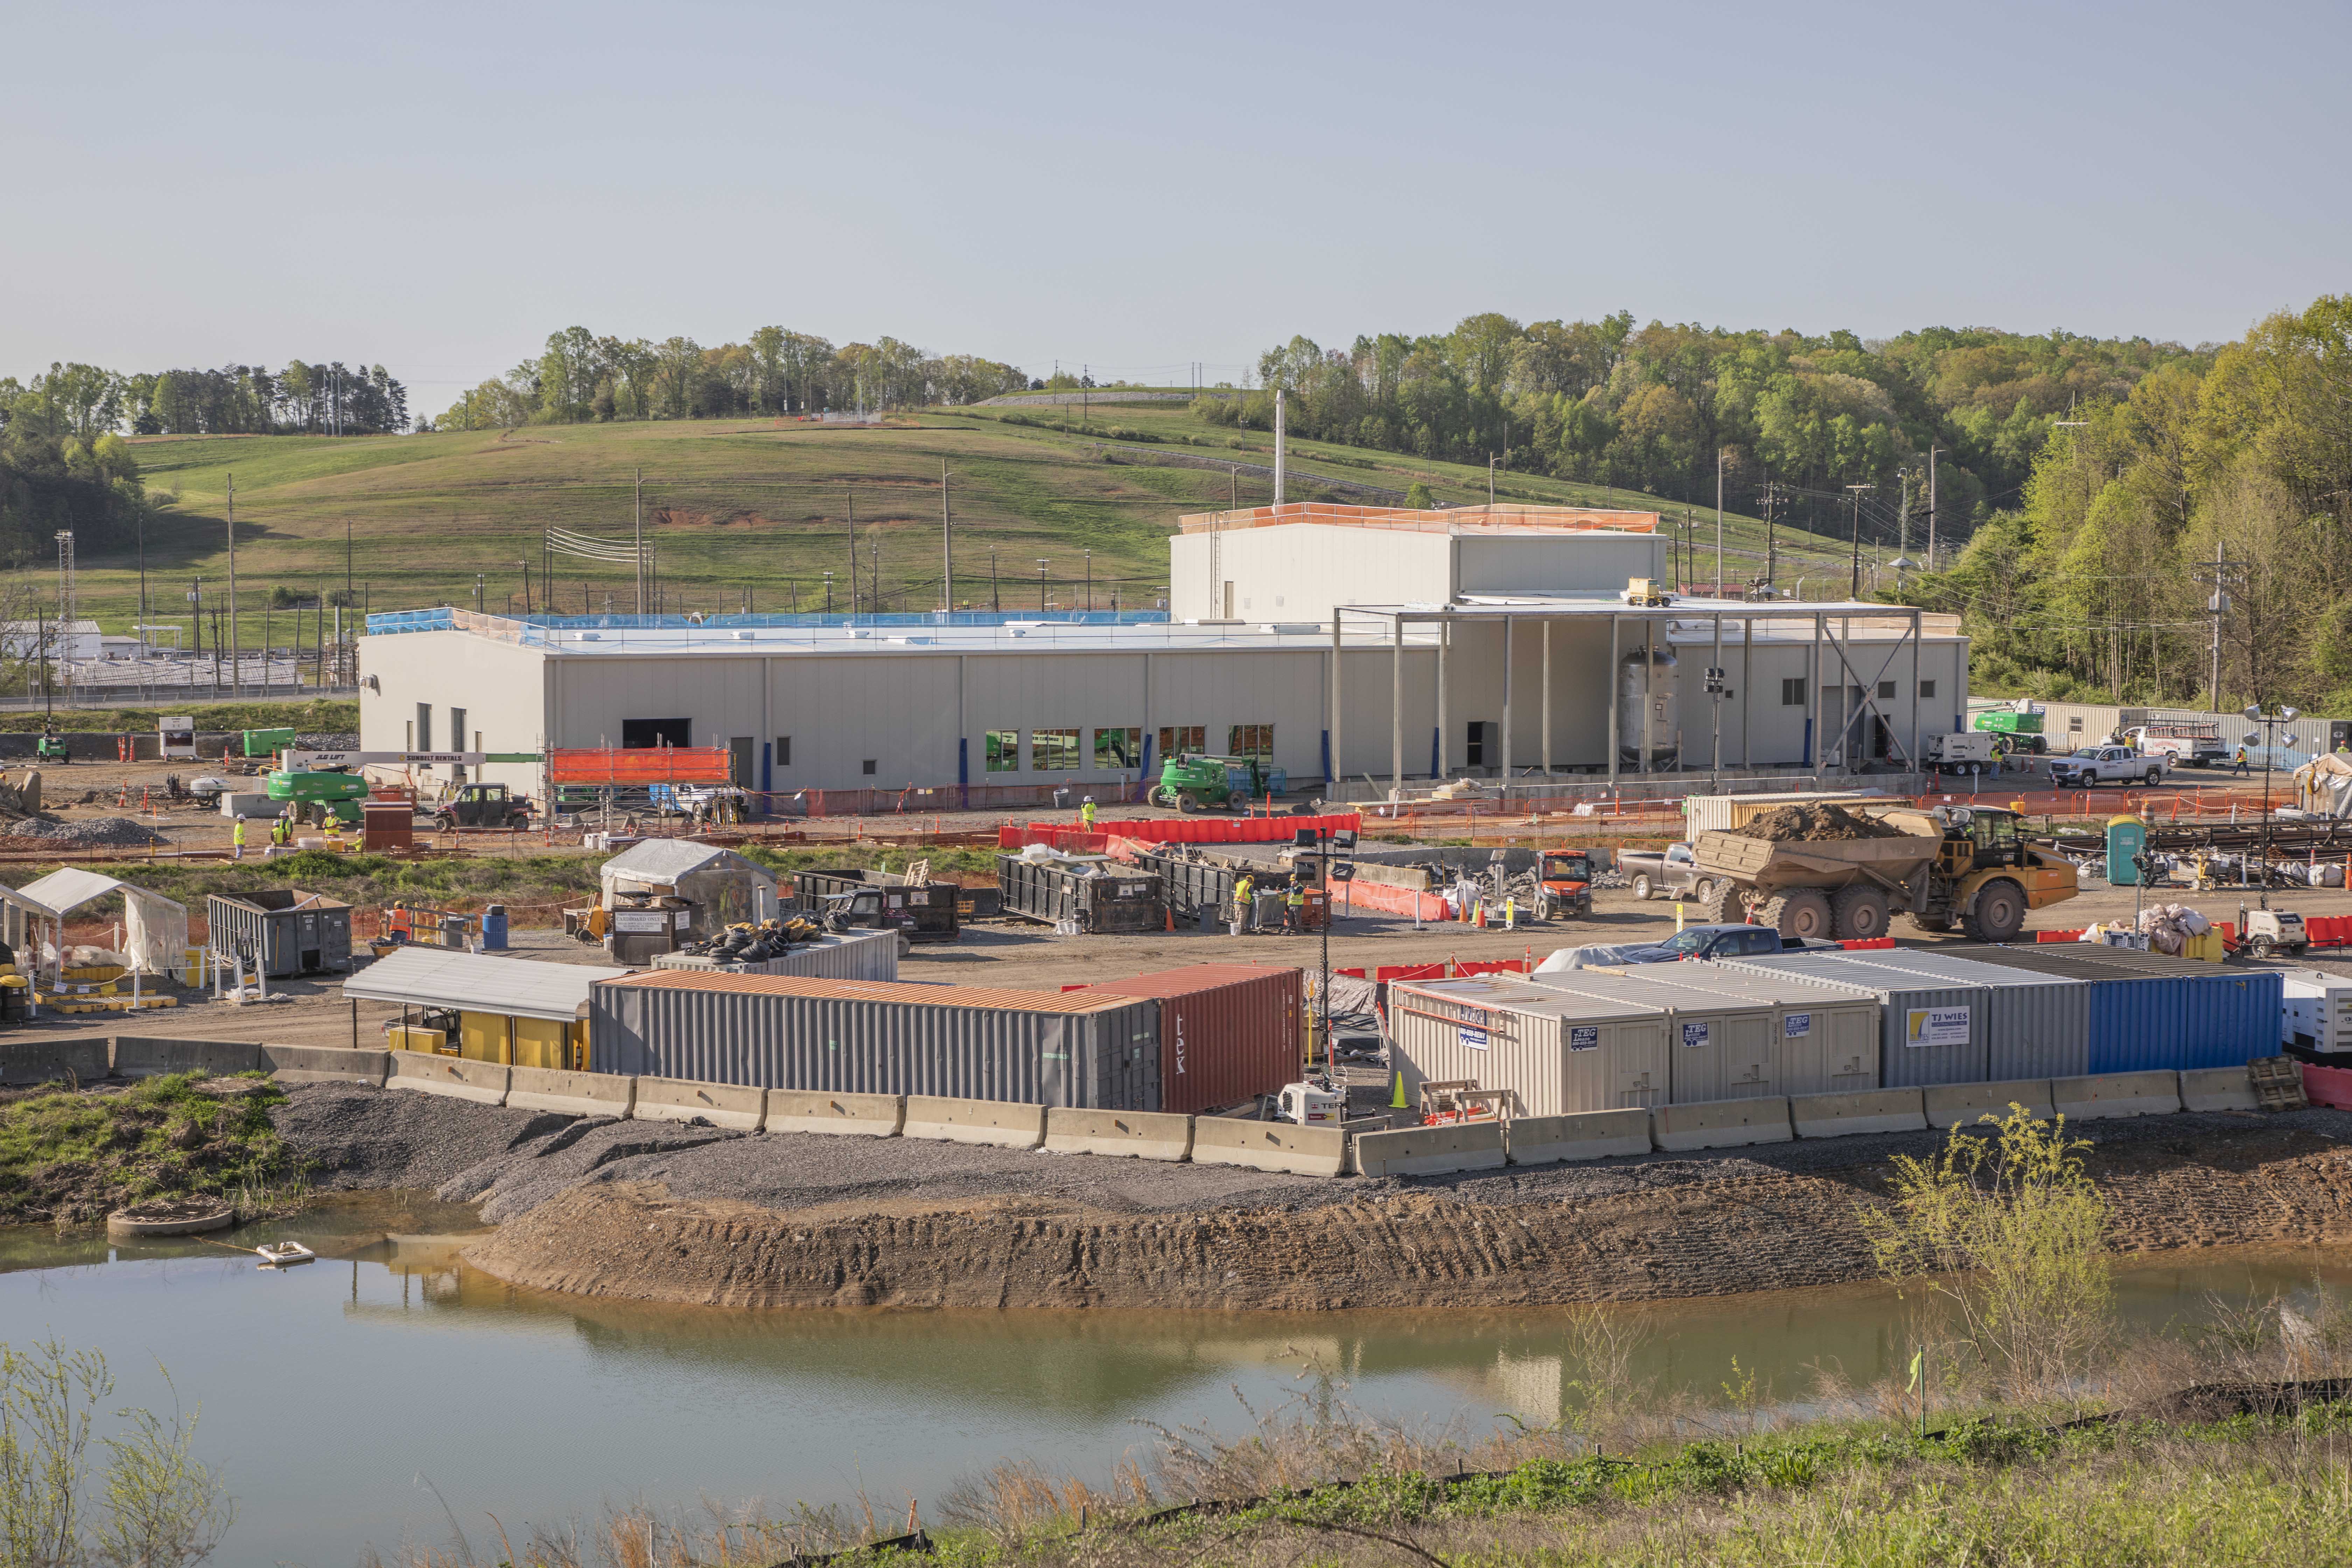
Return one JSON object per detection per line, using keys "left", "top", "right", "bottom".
{"left": 0, "top": 699, "right": 358, "bottom": 734}
{"left": 0, "top": 1072, "right": 306, "bottom": 1226}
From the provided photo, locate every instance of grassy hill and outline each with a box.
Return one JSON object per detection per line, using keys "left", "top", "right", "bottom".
{"left": 90, "top": 413, "right": 1865, "bottom": 638}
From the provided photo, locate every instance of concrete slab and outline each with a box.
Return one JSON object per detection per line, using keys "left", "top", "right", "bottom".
{"left": 2179, "top": 1065, "right": 2261, "bottom": 1114}
{"left": 1791, "top": 1087, "right": 1927, "bottom": 1140}
{"left": 1043, "top": 1107, "right": 1193, "bottom": 1161}
{"left": 1923, "top": 1078, "right": 2056, "bottom": 1129}
{"left": 1189, "top": 1116, "right": 1348, "bottom": 1177}
{"left": 1650, "top": 1097, "right": 1794, "bottom": 1152}
{"left": 1505, "top": 1109, "right": 1654, "bottom": 1166}
{"left": 902, "top": 1096, "right": 1047, "bottom": 1150}
{"left": 764, "top": 1090, "right": 905, "bottom": 1137}
{"left": 507, "top": 1065, "right": 635, "bottom": 1118}
{"left": 113, "top": 1037, "right": 263, "bottom": 1078}
{"left": 633, "top": 1076, "right": 763, "bottom": 1130}
{"left": 1350, "top": 1120, "right": 1507, "bottom": 1178}
{"left": 259, "top": 1044, "right": 390, "bottom": 1087}
{"left": 2053, "top": 1070, "right": 2182, "bottom": 1121}
{"left": 387, "top": 1053, "right": 510, "bottom": 1106}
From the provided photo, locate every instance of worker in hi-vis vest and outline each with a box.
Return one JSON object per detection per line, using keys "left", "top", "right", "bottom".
{"left": 231, "top": 816, "right": 248, "bottom": 860}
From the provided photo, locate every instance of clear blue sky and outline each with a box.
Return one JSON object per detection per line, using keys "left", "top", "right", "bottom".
{"left": 4, "top": 1, "right": 2344, "bottom": 412}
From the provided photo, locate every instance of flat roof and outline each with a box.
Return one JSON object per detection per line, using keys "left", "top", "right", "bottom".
{"left": 342, "top": 947, "right": 635, "bottom": 1022}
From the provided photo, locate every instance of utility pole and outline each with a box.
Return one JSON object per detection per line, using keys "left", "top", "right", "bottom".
{"left": 1037, "top": 558, "right": 1050, "bottom": 611}
{"left": 990, "top": 548, "right": 1000, "bottom": 612}
{"left": 634, "top": 468, "right": 645, "bottom": 615}
{"left": 847, "top": 492, "right": 856, "bottom": 619}
{"left": 1761, "top": 479, "right": 1778, "bottom": 592}
{"left": 1273, "top": 390, "right": 1286, "bottom": 504}
{"left": 226, "top": 472, "right": 239, "bottom": 698}
{"left": 941, "top": 459, "right": 953, "bottom": 613}
{"left": 1488, "top": 454, "right": 1496, "bottom": 507}
{"left": 1714, "top": 449, "right": 1725, "bottom": 597}
{"left": 1085, "top": 548, "right": 1093, "bottom": 611}
{"left": 1845, "top": 484, "right": 1874, "bottom": 599}
{"left": 1926, "top": 445, "right": 1940, "bottom": 572}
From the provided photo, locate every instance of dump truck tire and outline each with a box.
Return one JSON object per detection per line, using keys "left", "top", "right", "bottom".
{"left": 1693, "top": 881, "right": 1736, "bottom": 923}
{"left": 1960, "top": 878, "right": 2027, "bottom": 943}
{"left": 1760, "top": 888, "right": 1833, "bottom": 940}
{"left": 1831, "top": 884, "right": 1890, "bottom": 941}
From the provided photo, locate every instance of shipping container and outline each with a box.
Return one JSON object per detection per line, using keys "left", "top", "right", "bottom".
{"left": 1630, "top": 964, "right": 1881, "bottom": 1094}
{"left": 1529, "top": 968, "right": 1780, "bottom": 1102}
{"left": 1958, "top": 945, "right": 2279, "bottom": 1072}
{"left": 648, "top": 925, "right": 901, "bottom": 983}
{"left": 997, "top": 855, "right": 1165, "bottom": 933}
{"left": 1721, "top": 951, "right": 1992, "bottom": 1088}
{"left": 1391, "top": 977, "right": 1669, "bottom": 1116}
{"left": 204, "top": 888, "right": 353, "bottom": 977}
{"left": 1070, "top": 964, "right": 1303, "bottom": 1114}
{"left": 1803, "top": 948, "right": 2090, "bottom": 1081}
{"left": 590, "top": 971, "right": 1163, "bottom": 1107}
{"left": 1681, "top": 791, "right": 1882, "bottom": 836}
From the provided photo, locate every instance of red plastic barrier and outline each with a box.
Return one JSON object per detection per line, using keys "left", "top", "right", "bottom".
{"left": 1840, "top": 937, "right": 1897, "bottom": 950}
{"left": 2304, "top": 1060, "right": 2352, "bottom": 1110}
{"left": 1000, "top": 812, "right": 1364, "bottom": 853}
{"left": 2037, "top": 929, "right": 2087, "bottom": 944}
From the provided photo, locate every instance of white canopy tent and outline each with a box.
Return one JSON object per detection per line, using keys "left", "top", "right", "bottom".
{"left": 0, "top": 868, "right": 189, "bottom": 983}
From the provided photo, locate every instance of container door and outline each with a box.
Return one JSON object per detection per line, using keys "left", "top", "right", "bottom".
{"left": 1038, "top": 1017, "right": 1072, "bottom": 1105}
{"left": 1724, "top": 1014, "right": 1774, "bottom": 1097}
{"left": 1775, "top": 1003, "right": 1826, "bottom": 1096}
{"left": 1668, "top": 1011, "right": 1724, "bottom": 1104}
{"left": 1827, "top": 1004, "right": 1878, "bottom": 1090}
{"left": 1610, "top": 1018, "right": 1669, "bottom": 1108}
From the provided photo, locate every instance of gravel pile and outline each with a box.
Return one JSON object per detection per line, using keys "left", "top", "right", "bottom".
{"left": 275, "top": 1083, "right": 571, "bottom": 1191}
{"left": 0, "top": 815, "right": 168, "bottom": 847}
{"left": 294, "top": 732, "right": 359, "bottom": 749}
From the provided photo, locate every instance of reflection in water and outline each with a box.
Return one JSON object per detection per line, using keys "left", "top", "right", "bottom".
{"left": 1, "top": 1193, "right": 2346, "bottom": 1568}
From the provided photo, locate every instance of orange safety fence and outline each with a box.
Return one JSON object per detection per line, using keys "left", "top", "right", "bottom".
{"left": 548, "top": 747, "right": 736, "bottom": 785}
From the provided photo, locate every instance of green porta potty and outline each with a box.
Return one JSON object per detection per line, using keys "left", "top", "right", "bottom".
{"left": 2104, "top": 815, "right": 2147, "bottom": 886}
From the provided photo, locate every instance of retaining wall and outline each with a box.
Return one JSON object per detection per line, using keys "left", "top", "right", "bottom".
{"left": 258, "top": 1044, "right": 390, "bottom": 1087}
{"left": 2053, "top": 1070, "right": 2183, "bottom": 1121}
{"left": 1350, "top": 1119, "right": 1507, "bottom": 1178}
{"left": 0, "top": 1038, "right": 110, "bottom": 1086}
{"left": 1042, "top": 1107, "right": 1193, "bottom": 1161}
{"left": 632, "top": 1076, "right": 763, "bottom": 1129}
{"left": 1791, "top": 1087, "right": 1927, "bottom": 1139}
{"left": 1505, "top": 1109, "right": 1653, "bottom": 1166}
{"left": 113, "top": 1036, "right": 262, "bottom": 1078}
{"left": 764, "top": 1090, "right": 905, "bottom": 1137}
{"left": 1189, "top": 1116, "right": 1348, "bottom": 1176}
{"left": 1923, "top": 1078, "right": 2056, "bottom": 1128}
{"left": 507, "top": 1066, "right": 636, "bottom": 1118}
{"left": 903, "top": 1096, "right": 1048, "bottom": 1149}
{"left": 2179, "top": 1065, "right": 2260, "bottom": 1113}
{"left": 388, "top": 1054, "right": 510, "bottom": 1105}
{"left": 1651, "top": 1097, "right": 1793, "bottom": 1152}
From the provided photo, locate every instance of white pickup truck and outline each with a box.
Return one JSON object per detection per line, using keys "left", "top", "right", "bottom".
{"left": 2047, "top": 744, "right": 2170, "bottom": 787}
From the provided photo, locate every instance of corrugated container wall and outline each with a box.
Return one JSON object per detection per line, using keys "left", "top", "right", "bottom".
{"left": 1721, "top": 952, "right": 1992, "bottom": 1088}
{"left": 1958, "top": 946, "right": 2280, "bottom": 1072}
{"left": 589, "top": 974, "right": 1163, "bottom": 1108}
{"left": 1642, "top": 964, "right": 1880, "bottom": 1094}
{"left": 1390, "top": 978, "right": 1669, "bottom": 1115}
{"left": 1072, "top": 964, "right": 1302, "bottom": 1114}
{"left": 1818, "top": 950, "right": 2089, "bottom": 1080}
{"left": 1530, "top": 968, "right": 1779, "bottom": 1103}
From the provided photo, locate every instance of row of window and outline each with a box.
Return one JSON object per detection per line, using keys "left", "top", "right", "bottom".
{"left": 1779, "top": 680, "right": 1938, "bottom": 706}
{"left": 983, "top": 724, "right": 1267, "bottom": 774}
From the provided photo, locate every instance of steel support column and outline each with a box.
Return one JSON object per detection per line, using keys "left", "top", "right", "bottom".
{"left": 1608, "top": 614, "right": 1620, "bottom": 788}
{"left": 1500, "top": 616, "right": 1514, "bottom": 784}
{"left": 1329, "top": 614, "right": 1342, "bottom": 797}
{"left": 1390, "top": 611, "right": 1404, "bottom": 797}
{"left": 1540, "top": 619, "right": 1552, "bottom": 776}
{"left": 1740, "top": 613, "right": 1753, "bottom": 770}
{"left": 1711, "top": 611, "right": 1724, "bottom": 777}
{"left": 1435, "top": 616, "right": 1448, "bottom": 779}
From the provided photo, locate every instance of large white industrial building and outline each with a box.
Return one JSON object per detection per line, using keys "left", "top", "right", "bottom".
{"left": 359, "top": 503, "right": 1969, "bottom": 800}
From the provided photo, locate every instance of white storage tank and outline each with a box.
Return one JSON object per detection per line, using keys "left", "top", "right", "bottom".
{"left": 1530, "top": 967, "right": 1778, "bottom": 1103}
{"left": 1388, "top": 977, "right": 1669, "bottom": 1116}
{"left": 1618, "top": 642, "right": 1680, "bottom": 768}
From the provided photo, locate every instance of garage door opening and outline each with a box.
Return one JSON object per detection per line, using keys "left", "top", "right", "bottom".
{"left": 621, "top": 718, "right": 693, "bottom": 749}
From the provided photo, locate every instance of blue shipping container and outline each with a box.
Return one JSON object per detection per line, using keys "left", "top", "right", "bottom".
{"left": 1959, "top": 948, "right": 2281, "bottom": 1073}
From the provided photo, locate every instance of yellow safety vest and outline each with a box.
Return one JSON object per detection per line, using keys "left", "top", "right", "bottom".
{"left": 232, "top": 820, "right": 246, "bottom": 846}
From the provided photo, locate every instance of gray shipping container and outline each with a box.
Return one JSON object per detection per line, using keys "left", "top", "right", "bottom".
{"left": 1721, "top": 951, "right": 1991, "bottom": 1087}
{"left": 1626, "top": 964, "right": 1881, "bottom": 1095}
{"left": 1530, "top": 968, "right": 1780, "bottom": 1103}
{"left": 589, "top": 971, "right": 1163, "bottom": 1108}
{"left": 204, "top": 888, "right": 353, "bottom": 978}
{"left": 1816, "top": 949, "right": 2090, "bottom": 1081}
{"left": 1390, "top": 977, "right": 1669, "bottom": 1116}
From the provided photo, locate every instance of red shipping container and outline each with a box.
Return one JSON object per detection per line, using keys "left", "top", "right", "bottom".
{"left": 1073, "top": 963, "right": 1303, "bottom": 1114}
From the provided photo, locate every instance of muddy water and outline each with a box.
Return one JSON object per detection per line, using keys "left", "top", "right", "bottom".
{"left": 3, "top": 1195, "right": 2347, "bottom": 1568}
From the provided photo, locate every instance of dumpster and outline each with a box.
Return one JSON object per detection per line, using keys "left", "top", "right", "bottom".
{"left": 205, "top": 888, "right": 354, "bottom": 977}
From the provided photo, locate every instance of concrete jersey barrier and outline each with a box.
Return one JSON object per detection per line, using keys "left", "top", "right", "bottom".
{"left": 1790, "top": 1087, "right": 1927, "bottom": 1140}
{"left": 258, "top": 1044, "right": 390, "bottom": 1087}
{"left": 2053, "top": 1071, "right": 2183, "bottom": 1121}
{"left": 1506, "top": 1109, "right": 1653, "bottom": 1166}
{"left": 902, "top": 1096, "right": 1048, "bottom": 1150}
{"left": 1, "top": 1038, "right": 109, "bottom": 1086}
{"left": 1042, "top": 1107, "right": 1193, "bottom": 1161}
{"left": 388, "top": 1053, "right": 510, "bottom": 1105}
{"left": 1350, "top": 1119, "right": 1507, "bottom": 1178}
{"left": 633, "top": 1076, "right": 763, "bottom": 1130}
{"left": 1923, "top": 1078, "right": 2055, "bottom": 1129}
{"left": 764, "top": 1090, "right": 906, "bottom": 1137}
{"left": 113, "top": 1036, "right": 264, "bottom": 1079}
{"left": 1189, "top": 1116, "right": 1348, "bottom": 1177}
{"left": 1651, "top": 1097, "right": 1794, "bottom": 1152}
{"left": 2179, "top": 1064, "right": 2261, "bottom": 1113}
{"left": 506, "top": 1065, "right": 636, "bottom": 1118}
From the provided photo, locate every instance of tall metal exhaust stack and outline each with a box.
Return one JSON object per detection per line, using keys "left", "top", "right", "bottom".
{"left": 1273, "top": 389, "right": 1286, "bottom": 505}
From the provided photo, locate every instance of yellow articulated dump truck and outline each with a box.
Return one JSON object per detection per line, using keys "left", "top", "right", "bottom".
{"left": 1689, "top": 803, "right": 2077, "bottom": 943}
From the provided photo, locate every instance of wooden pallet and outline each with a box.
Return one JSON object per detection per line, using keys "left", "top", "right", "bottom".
{"left": 2251, "top": 1055, "right": 2309, "bottom": 1112}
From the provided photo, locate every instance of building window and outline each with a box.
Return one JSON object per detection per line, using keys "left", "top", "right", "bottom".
{"left": 2069, "top": 716, "right": 2084, "bottom": 732}
{"left": 1781, "top": 678, "right": 1806, "bottom": 706}
{"left": 862, "top": 759, "right": 877, "bottom": 776}
{"left": 1158, "top": 725, "right": 1205, "bottom": 758}
{"left": 1918, "top": 681, "right": 1936, "bottom": 699}
{"left": 1876, "top": 680, "right": 1896, "bottom": 700}
{"left": 776, "top": 736, "right": 792, "bottom": 766}
{"left": 985, "top": 731, "right": 1020, "bottom": 772}
{"left": 1228, "top": 724, "right": 1273, "bottom": 760}
{"left": 1032, "top": 728, "right": 1082, "bottom": 770}
{"left": 1094, "top": 727, "right": 1142, "bottom": 769}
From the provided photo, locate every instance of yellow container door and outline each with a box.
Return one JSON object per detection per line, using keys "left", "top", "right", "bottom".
{"left": 457, "top": 1011, "right": 506, "bottom": 1063}
{"left": 512, "top": 1017, "right": 571, "bottom": 1071}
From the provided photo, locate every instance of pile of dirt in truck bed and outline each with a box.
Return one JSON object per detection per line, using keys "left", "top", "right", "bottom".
{"left": 1728, "top": 802, "right": 1909, "bottom": 843}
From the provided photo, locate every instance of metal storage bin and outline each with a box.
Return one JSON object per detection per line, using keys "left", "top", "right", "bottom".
{"left": 1958, "top": 945, "right": 2280, "bottom": 1073}
{"left": 1391, "top": 976, "right": 1669, "bottom": 1116}
{"left": 1532, "top": 968, "right": 1780, "bottom": 1103}
{"left": 1721, "top": 951, "right": 1993, "bottom": 1088}
{"left": 204, "top": 888, "right": 352, "bottom": 977}
{"left": 589, "top": 971, "right": 1163, "bottom": 1106}
{"left": 996, "top": 856, "right": 1165, "bottom": 933}
{"left": 1636, "top": 964, "right": 1881, "bottom": 1095}
{"left": 1816, "top": 949, "right": 2091, "bottom": 1081}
